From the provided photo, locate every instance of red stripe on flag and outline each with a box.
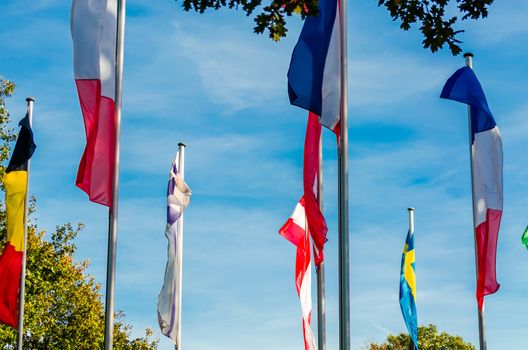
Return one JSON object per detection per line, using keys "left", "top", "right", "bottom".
{"left": 304, "top": 113, "right": 328, "bottom": 265}
{"left": 0, "top": 243, "right": 23, "bottom": 328}
{"left": 75, "top": 79, "right": 116, "bottom": 207}
{"left": 476, "top": 209, "right": 502, "bottom": 310}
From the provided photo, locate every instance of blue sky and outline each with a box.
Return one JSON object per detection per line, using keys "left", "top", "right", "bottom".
{"left": 2, "top": 0, "right": 528, "bottom": 349}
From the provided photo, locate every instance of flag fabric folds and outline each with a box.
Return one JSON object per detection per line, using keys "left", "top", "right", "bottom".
{"left": 157, "top": 154, "right": 191, "bottom": 346}
{"left": 441, "top": 66, "right": 503, "bottom": 309}
{"left": 399, "top": 229, "right": 418, "bottom": 350}
{"left": 279, "top": 198, "right": 317, "bottom": 350}
{"left": 522, "top": 226, "right": 528, "bottom": 250}
{"left": 287, "top": 0, "right": 341, "bottom": 133}
{"left": 0, "top": 114, "right": 36, "bottom": 328}
{"left": 303, "top": 113, "right": 328, "bottom": 265}
{"left": 70, "top": 0, "right": 117, "bottom": 207}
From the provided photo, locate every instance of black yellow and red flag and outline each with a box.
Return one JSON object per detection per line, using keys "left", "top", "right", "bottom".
{"left": 0, "top": 113, "right": 35, "bottom": 328}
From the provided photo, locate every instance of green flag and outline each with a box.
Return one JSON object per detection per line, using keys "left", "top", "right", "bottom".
{"left": 522, "top": 226, "right": 528, "bottom": 249}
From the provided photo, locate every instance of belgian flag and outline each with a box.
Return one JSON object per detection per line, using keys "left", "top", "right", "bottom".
{"left": 0, "top": 113, "right": 35, "bottom": 328}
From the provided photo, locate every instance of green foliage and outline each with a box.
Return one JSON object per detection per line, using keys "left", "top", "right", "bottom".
{"left": 0, "top": 80, "right": 17, "bottom": 184}
{"left": 377, "top": 0, "right": 494, "bottom": 55}
{"left": 364, "top": 324, "right": 475, "bottom": 350}
{"left": 0, "top": 82, "right": 159, "bottom": 349}
{"left": 178, "top": 0, "right": 493, "bottom": 55}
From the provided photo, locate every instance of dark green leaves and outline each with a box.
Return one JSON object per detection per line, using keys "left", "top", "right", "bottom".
{"left": 377, "top": 0, "right": 494, "bottom": 55}
{"left": 180, "top": 0, "right": 320, "bottom": 41}
{"left": 178, "top": 0, "right": 493, "bottom": 54}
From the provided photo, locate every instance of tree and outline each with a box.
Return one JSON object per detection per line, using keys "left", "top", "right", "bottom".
{"left": 0, "top": 80, "right": 159, "bottom": 349}
{"left": 364, "top": 324, "right": 475, "bottom": 350}
{"left": 178, "top": 0, "right": 493, "bottom": 55}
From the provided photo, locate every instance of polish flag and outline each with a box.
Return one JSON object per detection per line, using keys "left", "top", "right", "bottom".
{"left": 280, "top": 198, "right": 317, "bottom": 350}
{"left": 71, "top": 0, "right": 117, "bottom": 206}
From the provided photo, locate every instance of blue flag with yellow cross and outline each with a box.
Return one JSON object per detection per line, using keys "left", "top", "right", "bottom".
{"left": 400, "top": 229, "right": 418, "bottom": 349}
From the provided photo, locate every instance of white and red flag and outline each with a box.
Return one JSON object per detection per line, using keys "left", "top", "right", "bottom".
{"left": 279, "top": 113, "right": 327, "bottom": 350}
{"left": 70, "top": 0, "right": 117, "bottom": 206}
{"left": 279, "top": 198, "right": 317, "bottom": 350}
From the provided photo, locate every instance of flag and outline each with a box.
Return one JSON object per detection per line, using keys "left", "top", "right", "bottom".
{"left": 279, "top": 198, "right": 317, "bottom": 350}
{"left": 157, "top": 154, "right": 191, "bottom": 347}
{"left": 287, "top": 0, "right": 341, "bottom": 133}
{"left": 0, "top": 113, "right": 36, "bottom": 328}
{"left": 521, "top": 226, "right": 528, "bottom": 250}
{"left": 399, "top": 229, "right": 418, "bottom": 350}
{"left": 70, "top": 0, "right": 117, "bottom": 206}
{"left": 303, "top": 113, "right": 328, "bottom": 265}
{"left": 441, "top": 66, "right": 503, "bottom": 309}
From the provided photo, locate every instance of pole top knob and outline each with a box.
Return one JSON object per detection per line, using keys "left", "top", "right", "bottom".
{"left": 407, "top": 207, "right": 415, "bottom": 212}
{"left": 463, "top": 52, "right": 474, "bottom": 58}
{"left": 178, "top": 142, "right": 187, "bottom": 148}
{"left": 26, "top": 97, "right": 35, "bottom": 102}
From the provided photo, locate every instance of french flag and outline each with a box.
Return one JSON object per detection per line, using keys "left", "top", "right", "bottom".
{"left": 70, "top": 0, "right": 117, "bottom": 207}
{"left": 441, "top": 66, "right": 503, "bottom": 309}
{"left": 287, "top": 0, "right": 341, "bottom": 133}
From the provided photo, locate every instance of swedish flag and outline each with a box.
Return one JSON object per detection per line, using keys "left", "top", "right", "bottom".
{"left": 400, "top": 229, "right": 418, "bottom": 349}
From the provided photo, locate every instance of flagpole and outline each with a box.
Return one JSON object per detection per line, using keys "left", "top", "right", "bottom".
{"left": 16, "top": 97, "right": 34, "bottom": 350}
{"left": 464, "top": 52, "right": 487, "bottom": 350}
{"left": 407, "top": 207, "right": 415, "bottom": 350}
{"left": 104, "top": 0, "right": 126, "bottom": 349}
{"left": 338, "top": 0, "right": 350, "bottom": 347}
{"left": 176, "top": 142, "right": 186, "bottom": 350}
{"left": 316, "top": 133, "right": 326, "bottom": 350}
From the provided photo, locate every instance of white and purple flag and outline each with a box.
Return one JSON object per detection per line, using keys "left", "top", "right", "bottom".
{"left": 441, "top": 66, "right": 503, "bottom": 309}
{"left": 157, "top": 154, "right": 191, "bottom": 347}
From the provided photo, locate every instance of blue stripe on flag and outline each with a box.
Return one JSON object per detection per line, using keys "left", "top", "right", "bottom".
{"left": 287, "top": 0, "right": 338, "bottom": 116}
{"left": 440, "top": 66, "right": 496, "bottom": 141}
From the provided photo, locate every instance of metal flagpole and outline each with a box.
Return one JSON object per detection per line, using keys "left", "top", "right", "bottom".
{"left": 464, "top": 52, "right": 487, "bottom": 350}
{"left": 407, "top": 207, "right": 415, "bottom": 350}
{"left": 316, "top": 134, "right": 326, "bottom": 350}
{"left": 104, "top": 0, "right": 126, "bottom": 348}
{"left": 16, "top": 97, "right": 34, "bottom": 350}
{"left": 176, "top": 142, "right": 187, "bottom": 350}
{"left": 338, "top": 0, "right": 350, "bottom": 347}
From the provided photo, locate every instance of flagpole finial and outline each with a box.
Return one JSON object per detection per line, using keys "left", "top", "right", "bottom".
{"left": 178, "top": 142, "right": 187, "bottom": 148}
{"left": 464, "top": 52, "right": 474, "bottom": 58}
{"left": 25, "top": 97, "right": 35, "bottom": 102}
{"left": 407, "top": 207, "right": 415, "bottom": 212}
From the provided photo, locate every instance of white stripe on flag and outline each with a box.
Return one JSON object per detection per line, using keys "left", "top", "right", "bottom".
{"left": 320, "top": 4, "right": 341, "bottom": 131}
{"left": 280, "top": 200, "right": 317, "bottom": 350}
{"left": 472, "top": 126, "right": 503, "bottom": 227}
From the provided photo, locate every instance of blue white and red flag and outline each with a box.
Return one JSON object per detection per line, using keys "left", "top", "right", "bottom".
{"left": 287, "top": 0, "right": 341, "bottom": 133}
{"left": 441, "top": 66, "right": 503, "bottom": 310}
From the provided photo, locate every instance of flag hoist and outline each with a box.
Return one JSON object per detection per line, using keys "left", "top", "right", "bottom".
{"left": 284, "top": 0, "right": 349, "bottom": 345}
{"left": 70, "top": 0, "right": 126, "bottom": 348}
{"left": 440, "top": 53, "right": 503, "bottom": 350}
{"left": 0, "top": 98, "right": 36, "bottom": 350}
